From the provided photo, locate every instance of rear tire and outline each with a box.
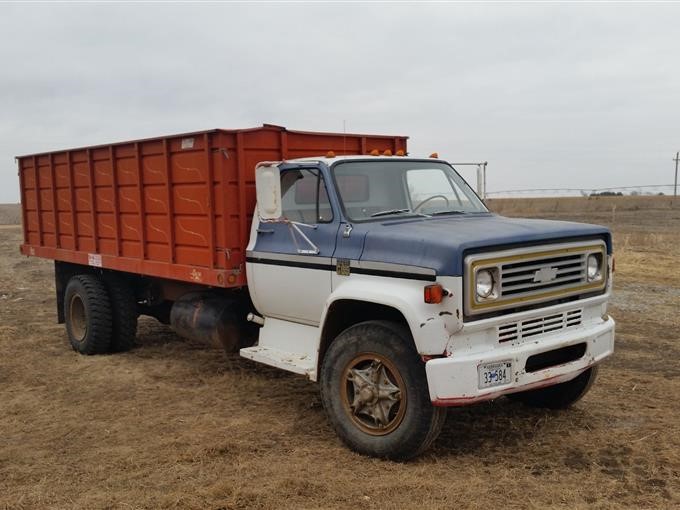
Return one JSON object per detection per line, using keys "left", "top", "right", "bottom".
{"left": 319, "top": 320, "right": 446, "bottom": 460}
{"left": 105, "top": 277, "right": 138, "bottom": 352}
{"left": 64, "top": 275, "right": 113, "bottom": 355}
{"left": 506, "top": 366, "right": 598, "bottom": 409}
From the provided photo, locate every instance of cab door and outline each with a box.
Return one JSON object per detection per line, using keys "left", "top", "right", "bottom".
{"left": 247, "top": 166, "right": 339, "bottom": 324}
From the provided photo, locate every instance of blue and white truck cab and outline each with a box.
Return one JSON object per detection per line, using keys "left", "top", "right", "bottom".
{"left": 241, "top": 154, "right": 615, "bottom": 459}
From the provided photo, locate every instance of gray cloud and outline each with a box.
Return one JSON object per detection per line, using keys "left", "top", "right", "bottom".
{"left": 1, "top": 3, "right": 679, "bottom": 202}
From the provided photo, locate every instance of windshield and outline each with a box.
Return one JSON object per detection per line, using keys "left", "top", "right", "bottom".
{"left": 332, "top": 160, "right": 487, "bottom": 221}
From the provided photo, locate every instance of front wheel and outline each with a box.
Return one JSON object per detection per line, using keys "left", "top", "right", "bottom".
{"left": 319, "top": 321, "right": 446, "bottom": 460}
{"left": 506, "top": 366, "right": 599, "bottom": 409}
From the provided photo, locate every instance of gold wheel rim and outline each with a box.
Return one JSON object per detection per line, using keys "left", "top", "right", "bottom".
{"left": 340, "top": 353, "right": 407, "bottom": 436}
{"left": 69, "top": 294, "right": 87, "bottom": 342}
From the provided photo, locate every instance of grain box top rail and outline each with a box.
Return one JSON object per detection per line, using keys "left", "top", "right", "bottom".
{"left": 16, "top": 124, "right": 409, "bottom": 159}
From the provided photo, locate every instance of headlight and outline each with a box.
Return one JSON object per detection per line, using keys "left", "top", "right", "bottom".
{"left": 476, "top": 269, "right": 496, "bottom": 299}
{"left": 587, "top": 254, "right": 602, "bottom": 281}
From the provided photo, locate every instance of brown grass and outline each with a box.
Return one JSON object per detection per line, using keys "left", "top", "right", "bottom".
{"left": 487, "top": 195, "right": 679, "bottom": 216}
{"left": 0, "top": 204, "right": 21, "bottom": 225}
{"left": 1, "top": 198, "right": 679, "bottom": 509}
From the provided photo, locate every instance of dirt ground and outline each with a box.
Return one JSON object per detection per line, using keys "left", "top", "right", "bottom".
{"left": 1, "top": 198, "right": 679, "bottom": 509}
{"left": 0, "top": 204, "right": 21, "bottom": 226}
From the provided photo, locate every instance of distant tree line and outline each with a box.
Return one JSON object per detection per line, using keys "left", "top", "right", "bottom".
{"left": 589, "top": 191, "right": 624, "bottom": 196}
{"left": 589, "top": 191, "right": 665, "bottom": 197}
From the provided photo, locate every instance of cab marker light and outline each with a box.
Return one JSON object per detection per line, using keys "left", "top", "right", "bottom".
{"left": 429, "top": 152, "right": 439, "bottom": 158}
{"left": 383, "top": 149, "right": 393, "bottom": 156}
{"left": 326, "top": 151, "right": 336, "bottom": 158}
{"left": 370, "top": 149, "right": 380, "bottom": 156}
{"left": 396, "top": 149, "right": 405, "bottom": 156}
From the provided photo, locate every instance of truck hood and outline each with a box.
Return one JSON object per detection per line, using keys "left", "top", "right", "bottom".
{"left": 359, "top": 213, "right": 612, "bottom": 276}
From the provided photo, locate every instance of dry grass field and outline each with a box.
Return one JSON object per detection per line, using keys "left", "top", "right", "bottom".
{"left": 1, "top": 197, "right": 679, "bottom": 509}
{"left": 0, "top": 204, "right": 21, "bottom": 226}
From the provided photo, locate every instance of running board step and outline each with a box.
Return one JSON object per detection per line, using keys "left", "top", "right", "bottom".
{"left": 239, "top": 346, "right": 315, "bottom": 377}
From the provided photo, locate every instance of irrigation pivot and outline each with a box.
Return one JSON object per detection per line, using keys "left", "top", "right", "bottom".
{"left": 674, "top": 151, "right": 679, "bottom": 197}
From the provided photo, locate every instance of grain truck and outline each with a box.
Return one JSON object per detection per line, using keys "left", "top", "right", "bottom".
{"left": 17, "top": 124, "right": 615, "bottom": 459}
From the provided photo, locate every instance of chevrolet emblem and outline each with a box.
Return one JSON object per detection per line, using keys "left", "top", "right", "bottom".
{"left": 533, "top": 266, "right": 558, "bottom": 283}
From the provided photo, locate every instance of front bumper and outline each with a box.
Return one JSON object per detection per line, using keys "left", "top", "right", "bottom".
{"left": 425, "top": 315, "right": 615, "bottom": 406}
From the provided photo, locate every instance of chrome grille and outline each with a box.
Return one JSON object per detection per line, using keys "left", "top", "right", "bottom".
{"left": 500, "top": 253, "right": 587, "bottom": 297}
{"left": 465, "top": 241, "right": 608, "bottom": 317}
{"left": 498, "top": 309, "right": 583, "bottom": 343}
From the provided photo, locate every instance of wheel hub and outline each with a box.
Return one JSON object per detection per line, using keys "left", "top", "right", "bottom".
{"left": 358, "top": 385, "right": 377, "bottom": 405}
{"left": 69, "top": 294, "right": 87, "bottom": 342}
{"left": 341, "top": 354, "right": 406, "bottom": 436}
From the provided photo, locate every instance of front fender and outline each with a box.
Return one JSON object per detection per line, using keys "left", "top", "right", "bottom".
{"left": 321, "top": 276, "right": 463, "bottom": 355}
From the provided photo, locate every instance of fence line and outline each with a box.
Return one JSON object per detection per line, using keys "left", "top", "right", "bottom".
{"left": 486, "top": 184, "right": 676, "bottom": 197}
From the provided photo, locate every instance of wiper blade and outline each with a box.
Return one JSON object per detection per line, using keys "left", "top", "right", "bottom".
{"left": 430, "top": 209, "right": 467, "bottom": 216}
{"left": 370, "top": 208, "right": 412, "bottom": 218}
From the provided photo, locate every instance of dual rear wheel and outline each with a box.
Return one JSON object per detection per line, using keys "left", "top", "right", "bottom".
{"left": 64, "top": 274, "right": 138, "bottom": 355}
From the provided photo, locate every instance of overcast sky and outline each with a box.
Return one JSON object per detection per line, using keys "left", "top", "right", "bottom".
{"left": 1, "top": 2, "right": 679, "bottom": 203}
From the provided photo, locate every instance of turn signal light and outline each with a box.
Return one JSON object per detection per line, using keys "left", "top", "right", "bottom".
{"left": 424, "top": 284, "right": 445, "bottom": 304}
{"left": 383, "top": 149, "right": 392, "bottom": 156}
{"left": 429, "top": 152, "right": 439, "bottom": 158}
{"left": 370, "top": 149, "right": 380, "bottom": 156}
{"left": 326, "top": 151, "right": 336, "bottom": 158}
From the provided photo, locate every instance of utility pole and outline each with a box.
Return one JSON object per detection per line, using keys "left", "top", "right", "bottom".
{"left": 674, "top": 151, "right": 679, "bottom": 197}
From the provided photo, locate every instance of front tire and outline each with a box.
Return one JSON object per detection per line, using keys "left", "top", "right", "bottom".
{"left": 319, "top": 320, "right": 446, "bottom": 460}
{"left": 506, "top": 366, "right": 598, "bottom": 409}
{"left": 64, "top": 275, "right": 113, "bottom": 355}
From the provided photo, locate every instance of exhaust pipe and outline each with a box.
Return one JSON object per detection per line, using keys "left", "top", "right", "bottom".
{"left": 247, "top": 313, "right": 265, "bottom": 326}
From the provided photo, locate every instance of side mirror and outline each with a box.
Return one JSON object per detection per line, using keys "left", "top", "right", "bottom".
{"left": 255, "top": 163, "right": 282, "bottom": 220}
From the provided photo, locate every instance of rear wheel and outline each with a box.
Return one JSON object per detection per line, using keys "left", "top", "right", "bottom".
{"left": 506, "top": 366, "right": 598, "bottom": 409}
{"left": 320, "top": 320, "right": 446, "bottom": 460}
{"left": 64, "top": 275, "right": 113, "bottom": 355}
{"left": 105, "top": 278, "right": 138, "bottom": 352}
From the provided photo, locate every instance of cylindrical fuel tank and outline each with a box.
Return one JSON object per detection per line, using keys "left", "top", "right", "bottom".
{"left": 170, "top": 292, "right": 247, "bottom": 352}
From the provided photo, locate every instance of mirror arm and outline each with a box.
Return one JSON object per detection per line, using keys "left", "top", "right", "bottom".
{"left": 259, "top": 218, "right": 317, "bottom": 230}
{"left": 288, "top": 221, "right": 320, "bottom": 255}
{"left": 257, "top": 218, "right": 320, "bottom": 255}
{"left": 289, "top": 221, "right": 318, "bottom": 230}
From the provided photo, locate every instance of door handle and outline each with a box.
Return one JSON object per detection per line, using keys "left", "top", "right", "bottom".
{"left": 343, "top": 223, "right": 353, "bottom": 238}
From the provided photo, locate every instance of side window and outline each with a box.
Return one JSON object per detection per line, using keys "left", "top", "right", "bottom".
{"left": 280, "top": 169, "right": 333, "bottom": 223}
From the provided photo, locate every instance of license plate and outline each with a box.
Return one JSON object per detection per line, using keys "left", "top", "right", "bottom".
{"left": 478, "top": 361, "right": 513, "bottom": 389}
